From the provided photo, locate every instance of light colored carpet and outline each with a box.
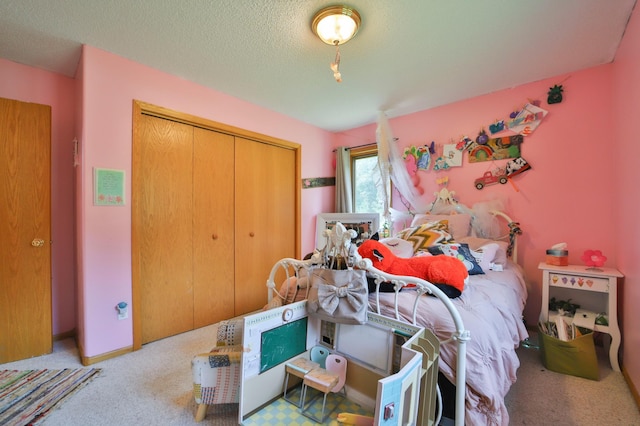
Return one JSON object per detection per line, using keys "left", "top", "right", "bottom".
{"left": 506, "top": 332, "right": 639, "bottom": 425}
{"left": 0, "top": 326, "right": 637, "bottom": 425}
{"left": 0, "top": 323, "right": 222, "bottom": 425}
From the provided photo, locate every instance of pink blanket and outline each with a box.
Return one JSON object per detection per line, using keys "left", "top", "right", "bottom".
{"left": 370, "top": 262, "right": 528, "bottom": 425}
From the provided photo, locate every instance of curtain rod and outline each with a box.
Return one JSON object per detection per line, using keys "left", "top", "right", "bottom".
{"left": 332, "top": 139, "right": 398, "bottom": 153}
{"left": 332, "top": 143, "right": 374, "bottom": 153}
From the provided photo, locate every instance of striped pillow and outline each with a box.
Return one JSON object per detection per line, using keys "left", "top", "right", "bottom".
{"left": 396, "top": 220, "right": 455, "bottom": 254}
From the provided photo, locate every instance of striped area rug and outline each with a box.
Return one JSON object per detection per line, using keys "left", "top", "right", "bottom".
{"left": 0, "top": 368, "right": 101, "bottom": 426}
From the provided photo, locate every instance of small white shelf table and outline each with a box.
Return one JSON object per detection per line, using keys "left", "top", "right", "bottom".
{"left": 538, "top": 262, "right": 623, "bottom": 372}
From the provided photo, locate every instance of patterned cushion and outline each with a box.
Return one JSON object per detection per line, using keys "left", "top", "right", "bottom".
{"left": 411, "top": 213, "right": 472, "bottom": 239}
{"left": 192, "top": 345, "right": 243, "bottom": 405}
{"left": 206, "top": 349, "right": 240, "bottom": 368}
{"left": 427, "top": 243, "right": 484, "bottom": 275}
{"left": 396, "top": 220, "right": 455, "bottom": 253}
{"left": 209, "top": 354, "right": 232, "bottom": 368}
{"left": 216, "top": 319, "right": 243, "bottom": 346}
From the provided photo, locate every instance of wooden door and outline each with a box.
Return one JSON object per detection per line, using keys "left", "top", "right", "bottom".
{"left": 133, "top": 100, "right": 300, "bottom": 347}
{"left": 193, "top": 128, "right": 235, "bottom": 327}
{"left": 0, "top": 97, "right": 52, "bottom": 363}
{"left": 136, "top": 114, "right": 194, "bottom": 344}
{"left": 234, "top": 138, "right": 296, "bottom": 314}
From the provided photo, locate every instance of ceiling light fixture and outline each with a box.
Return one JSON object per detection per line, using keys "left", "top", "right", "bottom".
{"left": 311, "top": 5, "right": 361, "bottom": 83}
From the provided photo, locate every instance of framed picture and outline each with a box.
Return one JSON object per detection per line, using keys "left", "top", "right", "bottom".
{"left": 94, "top": 167, "right": 126, "bottom": 206}
{"left": 315, "top": 213, "right": 380, "bottom": 249}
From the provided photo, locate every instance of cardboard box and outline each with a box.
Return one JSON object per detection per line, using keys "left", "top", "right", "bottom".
{"left": 546, "top": 249, "right": 568, "bottom": 266}
{"left": 539, "top": 327, "right": 599, "bottom": 380}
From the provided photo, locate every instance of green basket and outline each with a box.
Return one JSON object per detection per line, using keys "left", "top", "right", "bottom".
{"left": 539, "top": 327, "right": 599, "bottom": 381}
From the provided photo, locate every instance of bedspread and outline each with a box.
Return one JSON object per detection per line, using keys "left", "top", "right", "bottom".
{"left": 369, "top": 262, "right": 528, "bottom": 425}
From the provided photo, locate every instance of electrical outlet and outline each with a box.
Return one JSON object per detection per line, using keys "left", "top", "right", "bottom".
{"left": 116, "top": 302, "right": 128, "bottom": 320}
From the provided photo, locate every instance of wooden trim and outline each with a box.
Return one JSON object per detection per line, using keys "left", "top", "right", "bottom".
{"left": 81, "top": 345, "right": 133, "bottom": 366}
{"left": 349, "top": 144, "right": 378, "bottom": 157}
{"left": 134, "top": 100, "right": 300, "bottom": 151}
{"left": 53, "top": 329, "right": 76, "bottom": 341}
{"left": 622, "top": 366, "right": 640, "bottom": 410}
{"left": 294, "top": 144, "right": 302, "bottom": 259}
{"left": 131, "top": 100, "right": 302, "bottom": 350}
{"left": 131, "top": 100, "right": 143, "bottom": 351}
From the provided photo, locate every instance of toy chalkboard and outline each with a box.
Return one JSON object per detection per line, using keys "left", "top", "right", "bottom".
{"left": 260, "top": 317, "right": 308, "bottom": 373}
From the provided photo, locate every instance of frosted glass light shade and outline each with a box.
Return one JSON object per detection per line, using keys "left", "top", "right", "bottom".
{"left": 312, "top": 6, "right": 361, "bottom": 45}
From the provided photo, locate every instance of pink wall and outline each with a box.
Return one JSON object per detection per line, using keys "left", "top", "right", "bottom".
{"left": 337, "top": 67, "right": 617, "bottom": 327}
{"left": 612, "top": 3, "right": 640, "bottom": 397}
{"left": 78, "top": 46, "right": 334, "bottom": 356}
{"left": 0, "top": 59, "right": 77, "bottom": 336}
{"left": 2, "top": 8, "right": 638, "bottom": 396}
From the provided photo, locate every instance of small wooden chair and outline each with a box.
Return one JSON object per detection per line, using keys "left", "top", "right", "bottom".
{"left": 300, "top": 354, "right": 348, "bottom": 423}
{"left": 282, "top": 357, "right": 319, "bottom": 407}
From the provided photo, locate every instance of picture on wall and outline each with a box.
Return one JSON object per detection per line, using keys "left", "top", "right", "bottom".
{"left": 94, "top": 168, "right": 125, "bottom": 206}
{"left": 441, "top": 143, "right": 463, "bottom": 168}
{"left": 466, "top": 134, "right": 523, "bottom": 163}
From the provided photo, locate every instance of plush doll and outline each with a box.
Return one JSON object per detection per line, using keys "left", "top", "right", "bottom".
{"left": 358, "top": 239, "right": 468, "bottom": 298}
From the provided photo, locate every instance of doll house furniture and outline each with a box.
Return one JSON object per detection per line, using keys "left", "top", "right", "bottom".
{"left": 299, "top": 353, "right": 348, "bottom": 422}
{"left": 238, "top": 301, "right": 438, "bottom": 425}
{"left": 191, "top": 299, "right": 438, "bottom": 425}
{"left": 282, "top": 356, "right": 319, "bottom": 407}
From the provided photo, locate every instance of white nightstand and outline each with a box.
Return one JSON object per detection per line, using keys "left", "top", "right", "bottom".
{"left": 538, "top": 262, "right": 623, "bottom": 372}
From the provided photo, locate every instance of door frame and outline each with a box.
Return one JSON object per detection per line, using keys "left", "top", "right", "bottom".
{"left": 131, "top": 100, "right": 301, "bottom": 350}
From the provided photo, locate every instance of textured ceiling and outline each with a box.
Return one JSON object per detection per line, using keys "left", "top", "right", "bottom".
{"left": 0, "top": 0, "right": 636, "bottom": 131}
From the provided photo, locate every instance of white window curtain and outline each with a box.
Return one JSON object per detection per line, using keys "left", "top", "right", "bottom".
{"left": 334, "top": 147, "right": 353, "bottom": 213}
{"left": 376, "top": 112, "right": 430, "bottom": 223}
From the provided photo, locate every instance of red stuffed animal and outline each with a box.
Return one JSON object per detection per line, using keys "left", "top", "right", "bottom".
{"left": 358, "top": 239, "right": 468, "bottom": 298}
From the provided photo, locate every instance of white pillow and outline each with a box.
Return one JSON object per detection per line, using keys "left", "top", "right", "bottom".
{"left": 458, "top": 236, "right": 509, "bottom": 265}
{"left": 379, "top": 237, "right": 414, "bottom": 258}
{"left": 411, "top": 213, "right": 472, "bottom": 239}
{"left": 470, "top": 243, "right": 500, "bottom": 271}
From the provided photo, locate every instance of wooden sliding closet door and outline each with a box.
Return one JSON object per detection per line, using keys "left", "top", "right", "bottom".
{"left": 0, "top": 97, "right": 52, "bottom": 363}
{"left": 193, "top": 128, "right": 235, "bottom": 327}
{"left": 234, "top": 137, "right": 296, "bottom": 314}
{"left": 133, "top": 100, "right": 300, "bottom": 347}
{"left": 137, "top": 114, "right": 194, "bottom": 344}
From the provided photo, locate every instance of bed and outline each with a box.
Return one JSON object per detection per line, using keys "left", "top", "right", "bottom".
{"left": 266, "top": 189, "right": 528, "bottom": 425}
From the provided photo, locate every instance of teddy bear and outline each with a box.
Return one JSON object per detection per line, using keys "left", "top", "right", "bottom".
{"left": 357, "top": 239, "right": 468, "bottom": 298}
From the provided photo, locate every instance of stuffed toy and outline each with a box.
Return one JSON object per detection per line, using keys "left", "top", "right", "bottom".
{"left": 358, "top": 239, "right": 468, "bottom": 298}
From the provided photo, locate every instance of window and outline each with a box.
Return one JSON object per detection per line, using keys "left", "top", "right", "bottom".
{"left": 350, "top": 146, "right": 389, "bottom": 218}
